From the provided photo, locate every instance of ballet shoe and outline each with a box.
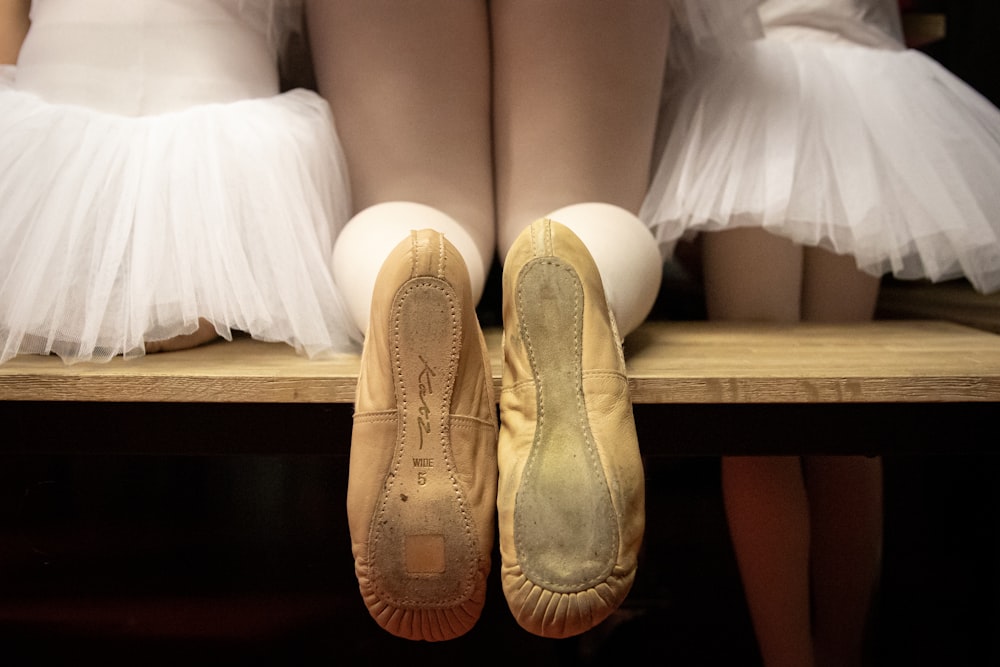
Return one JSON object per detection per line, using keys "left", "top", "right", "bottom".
{"left": 348, "top": 229, "right": 498, "bottom": 641}
{"left": 498, "top": 218, "right": 644, "bottom": 638}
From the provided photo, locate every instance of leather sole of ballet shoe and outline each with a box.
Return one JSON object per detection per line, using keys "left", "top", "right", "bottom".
{"left": 513, "top": 257, "right": 619, "bottom": 596}
{"left": 364, "top": 276, "right": 482, "bottom": 639}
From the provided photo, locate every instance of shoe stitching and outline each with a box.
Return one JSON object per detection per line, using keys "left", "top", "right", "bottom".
{"left": 500, "top": 373, "right": 625, "bottom": 395}
{"left": 449, "top": 413, "right": 497, "bottom": 430}
{"left": 437, "top": 233, "right": 446, "bottom": 280}
{"left": 369, "top": 278, "right": 480, "bottom": 608}
{"left": 500, "top": 378, "right": 537, "bottom": 395}
{"left": 354, "top": 410, "right": 397, "bottom": 424}
{"left": 581, "top": 370, "right": 628, "bottom": 382}
{"left": 408, "top": 230, "right": 418, "bottom": 280}
{"left": 515, "top": 258, "right": 615, "bottom": 591}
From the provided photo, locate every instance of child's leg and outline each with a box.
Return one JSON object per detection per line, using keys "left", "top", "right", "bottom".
{"left": 705, "top": 227, "right": 815, "bottom": 667}
{"left": 145, "top": 319, "right": 218, "bottom": 354}
{"left": 709, "top": 234, "right": 884, "bottom": 667}
{"left": 151, "top": 2, "right": 493, "bottom": 353}
{"left": 307, "top": 3, "right": 499, "bottom": 641}
{"left": 722, "top": 456, "right": 816, "bottom": 667}
{"left": 801, "top": 246, "right": 881, "bottom": 322}
{"left": 802, "top": 246, "right": 883, "bottom": 667}
{"left": 0, "top": 0, "right": 30, "bottom": 65}
{"left": 491, "top": 0, "right": 669, "bottom": 251}
{"left": 701, "top": 227, "right": 803, "bottom": 322}
{"left": 306, "top": 0, "right": 494, "bottom": 331}
{"left": 491, "top": 2, "right": 668, "bottom": 637}
{"left": 804, "top": 455, "right": 883, "bottom": 667}
{"left": 490, "top": 0, "right": 669, "bottom": 335}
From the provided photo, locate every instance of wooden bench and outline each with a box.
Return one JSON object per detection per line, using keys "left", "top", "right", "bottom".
{"left": 1, "top": 310, "right": 997, "bottom": 659}
{"left": 2, "top": 318, "right": 998, "bottom": 456}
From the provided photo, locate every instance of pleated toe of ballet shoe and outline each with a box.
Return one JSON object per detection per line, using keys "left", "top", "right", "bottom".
{"left": 498, "top": 218, "right": 645, "bottom": 638}
{"left": 348, "top": 229, "right": 498, "bottom": 641}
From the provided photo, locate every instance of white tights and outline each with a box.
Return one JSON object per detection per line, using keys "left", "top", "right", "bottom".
{"left": 332, "top": 202, "right": 488, "bottom": 336}
{"left": 308, "top": 0, "right": 671, "bottom": 338}
{"left": 333, "top": 200, "right": 662, "bottom": 337}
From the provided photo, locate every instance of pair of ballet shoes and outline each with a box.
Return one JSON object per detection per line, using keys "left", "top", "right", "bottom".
{"left": 348, "top": 220, "right": 644, "bottom": 641}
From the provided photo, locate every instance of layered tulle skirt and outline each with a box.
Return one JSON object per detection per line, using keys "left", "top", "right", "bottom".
{"left": 0, "top": 65, "right": 361, "bottom": 364}
{"left": 641, "top": 38, "right": 1000, "bottom": 294}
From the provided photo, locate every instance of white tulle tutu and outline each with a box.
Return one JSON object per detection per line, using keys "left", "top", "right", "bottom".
{"left": 642, "top": 34, "right": 1000, "bottom": 294}
{"left": 0, "top": 65, "right": 360, "bottom": 363}
{"left": 667, "top": 0, "right": 763, "bottom": 66}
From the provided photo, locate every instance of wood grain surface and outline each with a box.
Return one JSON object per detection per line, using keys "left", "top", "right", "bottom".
{"left": 2, "top": 321, "right": 999, "bottom": 404}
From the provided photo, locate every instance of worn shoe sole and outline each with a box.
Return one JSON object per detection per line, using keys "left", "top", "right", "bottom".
{"left": 499, "top": 219, "right": 643, "bottom": 639}
{"left": 513, "top": 258, "right": 619, "bottom": 593}
{"left": 355, "top": 275, "right": 486, "bottom": 641}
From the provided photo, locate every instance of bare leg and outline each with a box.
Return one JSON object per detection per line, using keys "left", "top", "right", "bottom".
{"left": 706, "top": 228, "right": 814, "bottom": 666}
{"left": 801, "top": 246, "right": 880, "bottom": 323}
{"left": 804, "top": 455, "right": 883, "bottom": 667}
{"left": 723, "top": 456, "right": 816, "bottom": 667}
{"left": 708, "top": 234, "right": 883, "bottom": 667}
{"left": 0, "top": 0, "right": 31, "bottom": 65}
{"left": 144, "top": 319, "right": 218, "bottom": 354}
{"left": 803, "top": 246, "right": 883, "bottom": 667}
{"left": 307, "top": 0, "right": 494, "bottom": 330}
{"left": 702, "top": 227, "right": 803, "bottom": 322}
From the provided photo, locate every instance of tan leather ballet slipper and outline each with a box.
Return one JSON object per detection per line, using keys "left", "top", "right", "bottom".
{"left": 348, "top": 228, "right": 498, "bottom": 641}
{"left": 498, "top": 218, "right": 644, "bottom": 638}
